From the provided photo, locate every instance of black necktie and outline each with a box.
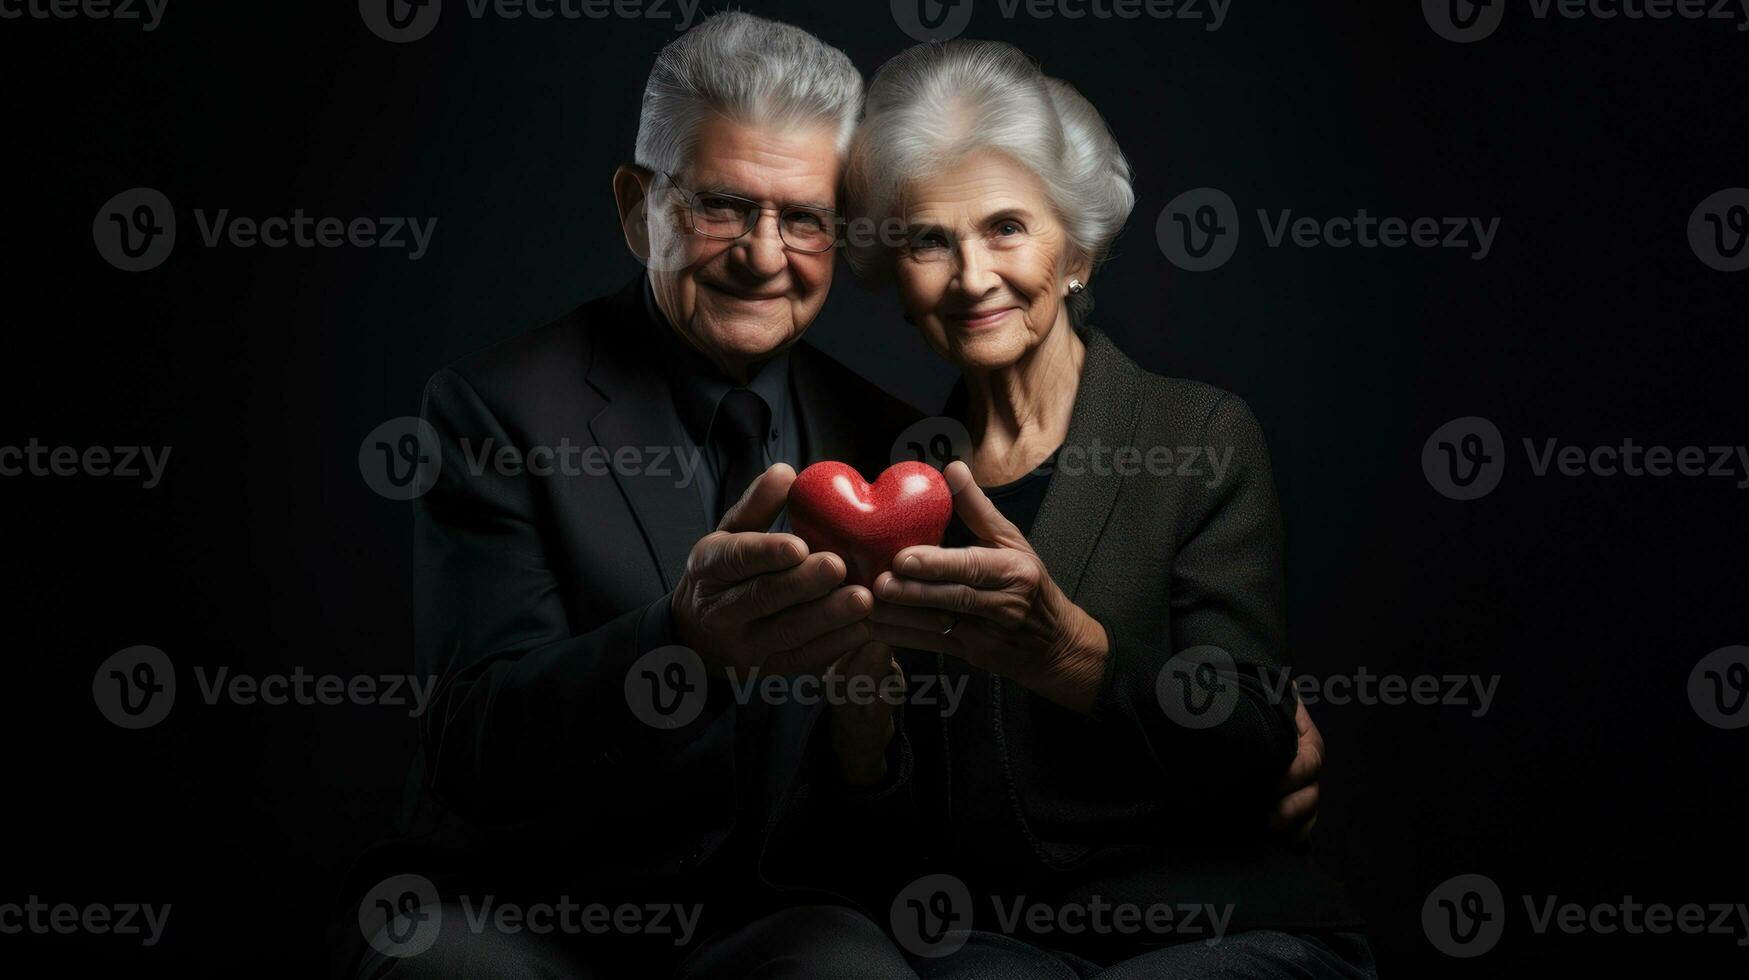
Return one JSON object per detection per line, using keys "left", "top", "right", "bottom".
{"left": 712, "top": 388, "right": 770, "bottom": 523}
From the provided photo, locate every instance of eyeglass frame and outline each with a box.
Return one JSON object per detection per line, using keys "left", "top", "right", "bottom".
{"left": 657, "top": 170, "right": 842, "bottom": 254}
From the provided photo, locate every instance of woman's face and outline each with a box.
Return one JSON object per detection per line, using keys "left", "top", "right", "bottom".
{"left": 894, "top": 149, "right": 1088, "bottom": 373}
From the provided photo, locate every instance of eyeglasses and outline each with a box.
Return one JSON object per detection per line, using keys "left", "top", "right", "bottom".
{"left": 661, "top": 171, "right": 839, "bottom": 254}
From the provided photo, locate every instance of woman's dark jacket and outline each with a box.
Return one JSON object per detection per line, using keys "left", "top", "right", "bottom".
{"left": 767, "top": 327, "right": 1362, "bottom": 956}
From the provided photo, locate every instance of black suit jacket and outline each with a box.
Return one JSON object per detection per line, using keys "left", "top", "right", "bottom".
{"left": 335, "top": 277, "right": 921, "bottom": 968}
{"left": 774, "top": 328, "right": 1362, "bottom": 952}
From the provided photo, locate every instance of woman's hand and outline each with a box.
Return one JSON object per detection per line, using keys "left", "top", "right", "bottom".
{"left": 869, "top": 461, "right": 1110, "bottom": 713}
{"left": 1268, "top": 695, "right": 1324, "bottom": 844}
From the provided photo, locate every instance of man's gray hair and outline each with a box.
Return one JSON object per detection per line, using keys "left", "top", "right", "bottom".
{"left": 635, "top": 12, "right": 864, "bottom": 176}
{"left": 846, "top": 41, "right": 1135, "bottom": 324}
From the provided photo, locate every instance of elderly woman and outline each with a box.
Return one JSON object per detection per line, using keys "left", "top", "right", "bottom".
{"left": 823, "top": 41, "right": 1377, "bottom": 978}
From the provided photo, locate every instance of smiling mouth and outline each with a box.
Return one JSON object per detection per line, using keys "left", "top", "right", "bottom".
{"left": 704, "top": 282, "right": 786, "bottom": 303}
{"left": 951, "top": 308, "right": 1015, "bottom": 328}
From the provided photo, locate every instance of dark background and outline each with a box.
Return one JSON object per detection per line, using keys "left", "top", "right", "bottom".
{"left": 4, "top": 0, "right": 1745, "bottom": 975}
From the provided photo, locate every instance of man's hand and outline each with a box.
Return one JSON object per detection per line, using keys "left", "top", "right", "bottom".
{"left": 825, "top": 641, "right": 904, "bottom": 788}
{"left": 671, "top": 464, "right": 874, "bottom": 677}
{"left": 1268, "top": 695, "right": 1324, "bottom": 843}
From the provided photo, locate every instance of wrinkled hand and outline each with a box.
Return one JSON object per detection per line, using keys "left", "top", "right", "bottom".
{"left": 1268, "top": 696, "right": 1324, "bottom": 843}
{"left": 868, "top": 461, "right": 1109, "bottom": 712}
{"left": 671, "top": 464, "right": 873, "bottom": 677}
{"left": 825, "top": 641, "right": 904, "bottom": 788}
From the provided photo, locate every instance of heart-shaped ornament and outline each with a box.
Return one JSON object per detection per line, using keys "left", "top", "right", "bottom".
{"left": 787, "top": 461, "right": 954, "bottom": 588}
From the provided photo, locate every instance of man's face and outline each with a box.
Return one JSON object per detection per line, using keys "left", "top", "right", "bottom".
{"left": 639, "top": 116, "right": 841, "bottom": 380}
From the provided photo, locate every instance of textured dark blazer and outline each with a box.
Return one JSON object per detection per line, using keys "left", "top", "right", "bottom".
{"left": 775, "top": 327, "right": 1361, "bottom": 946}
{"left": 334, "top": 277, "right": 921, "bottom": 964}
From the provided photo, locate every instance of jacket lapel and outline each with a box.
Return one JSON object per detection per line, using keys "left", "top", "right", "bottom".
{"left": 584, "top": 280, "right": 711, "bottom": 593}
{"left": 1028, "top": 328, "right": 1145, "bottom": 600}
{"left": 790, "top": 343, "right": 867, "bottom": 471}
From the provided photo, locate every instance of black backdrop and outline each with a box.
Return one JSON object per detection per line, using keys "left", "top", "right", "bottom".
{"left": 3, "top": 0, "right": 1746, "bottom": 975}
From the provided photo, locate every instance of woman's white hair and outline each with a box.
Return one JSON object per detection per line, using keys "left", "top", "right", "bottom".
{"left": 846, "top": 41, "right": 1135, "bottom": 324}
{"left": 635, "top": 12, "right": 863, "bottom": 176}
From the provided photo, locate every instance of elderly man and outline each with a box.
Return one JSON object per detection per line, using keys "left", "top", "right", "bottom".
{"left": 338, "top": 12, "right": 1324, "bottom": 978}
{"left": 341, "top": 13, "right": 921, "bottom": 979}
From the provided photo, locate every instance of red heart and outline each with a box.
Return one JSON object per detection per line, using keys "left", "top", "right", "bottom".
{"left": 787, "top": 461, "right": 954, "bottom": 588}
